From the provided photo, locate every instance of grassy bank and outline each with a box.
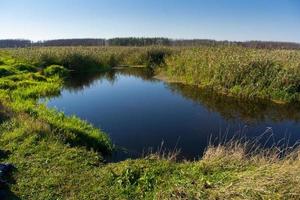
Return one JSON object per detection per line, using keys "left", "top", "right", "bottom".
{"left": 0, "top": 51, "right": 113, "bottom": 198}
{"left": 2, "top": 109, "right": 300, "bottom": 199}
{"left": 161, "top": 46, "right": 300, "bottom": 103}
{"left": 1, "top": 48, "right": 300, "bottom": 199}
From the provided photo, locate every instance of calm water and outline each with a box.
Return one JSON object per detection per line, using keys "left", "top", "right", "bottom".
{"left": 46, "top": 68, "right": 300, "bottom": 161}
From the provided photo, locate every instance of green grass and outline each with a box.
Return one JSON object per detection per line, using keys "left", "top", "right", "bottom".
{"left": 0, "top": 51, "right": 113, "bottom": 154}
{"left": 161, "top": 46, "right": 300, "bottom": 103}
{"left": 0, "top": 48, "right": 300, "bottom": 199}
{"left": 1, "top": 114, "right": 299, "bottom": 199}
{"left": 42, "top": 65, "right": 69, "bottom": 77}
{"left": 8, "top": 46, "right": 173, "bottom": 71}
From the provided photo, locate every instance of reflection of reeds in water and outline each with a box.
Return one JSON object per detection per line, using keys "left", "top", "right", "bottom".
{"left": 63, "top": 71, "right": 117, "bottom": 92}
{"left": 167, "top": 82, "right": 300, "bottom": 123}
{"left": 63, "top": 67, "right": 157, "bottom": 92}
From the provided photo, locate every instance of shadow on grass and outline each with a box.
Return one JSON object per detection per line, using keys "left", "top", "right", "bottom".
{"left": 0, "top": 153, "right": 20, "bottom": 200}
{"left": 0, "top": 112, "right": 20, "bottom": 200}
{"left": 0, "top": 190, "right": 20, "bottom": 200}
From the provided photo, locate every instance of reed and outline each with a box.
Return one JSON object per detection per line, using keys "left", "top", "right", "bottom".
{"left": 163, "top": 46, "right": 300, "bottom": 102}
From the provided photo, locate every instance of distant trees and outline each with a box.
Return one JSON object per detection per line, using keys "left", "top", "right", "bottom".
{"left": 36, "top": 39, "right": 106, "bottom": 47}
{"left": 237, "top": 41, "right": 300, "bottom": 49}
{"left": 107, "top": 37, "right": 171, "bottom": 46}
{"left": 0, "top": 38, "right": 300, "bottom": 50}
{"left": 0, "top": 39, "right": 31, "bottom": 48}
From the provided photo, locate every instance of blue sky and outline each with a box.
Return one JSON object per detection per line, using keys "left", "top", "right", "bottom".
{"left": 0, "top": 0, "right": 299, "bottom": 42}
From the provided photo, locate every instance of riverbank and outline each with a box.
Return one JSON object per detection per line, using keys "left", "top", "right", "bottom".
{"left": 1, "top": 49, "right": 300, "bottom": 199}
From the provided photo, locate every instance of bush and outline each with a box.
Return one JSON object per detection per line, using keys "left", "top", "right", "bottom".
{"left": 145, "top": 49, "right": 170, "bottom": 68}
{"left": 43, "top": 65, "right": 69, "bottom": 77}
{"left": 61, "top": 53, "right": 102, "bottom": 71}
{"left": 39, "top": 53, "right": 59, "bottom": 67}
{"left": 108, "top": 54, "right": 119, "bottom": 67}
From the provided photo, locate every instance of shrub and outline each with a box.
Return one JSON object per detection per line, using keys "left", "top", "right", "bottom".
{"left": 108, "top": 54, "right": 119, "bottom": 67}
{"left": 61, "top": 53, "right": 102, "bottom": 71}
{"left": 145, "top": 49, "right": 170, "bottom": 68}
{"left": 39, "top": 53, "right": 59, "bottom": 67}
{"left": 43, "top": 65, "right": 69, "bottom": 77}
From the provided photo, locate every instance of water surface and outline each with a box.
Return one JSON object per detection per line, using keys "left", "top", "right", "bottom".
{"left": 46, "top": 68, "right": 300, "bottom": 161}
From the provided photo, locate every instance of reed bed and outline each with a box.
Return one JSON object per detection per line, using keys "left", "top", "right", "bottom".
{"left": 8, "top": 46, "right": 300, "bottom": 102}
{"left": 8, "top": 46, "right": 173, "bottom": 71}
{"left": 163, "top": 46, "right": 300, "bottom": 102}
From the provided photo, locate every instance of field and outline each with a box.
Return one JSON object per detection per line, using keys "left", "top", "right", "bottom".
{"left": 1, "top": 47, "right": 300, "bottom": 199}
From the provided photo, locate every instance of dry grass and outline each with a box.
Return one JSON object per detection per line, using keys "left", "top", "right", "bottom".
{"left": 199, "top": 138, "right": 300, "bottom": 199}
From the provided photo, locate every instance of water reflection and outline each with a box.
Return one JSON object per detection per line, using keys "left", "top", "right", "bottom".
{"left": 167, "top": 83, "right": 300, "bottom": 123}
{"left": 65, "top": 68, "right": 300, "bottom": 124}
{"left": 46, "top": 68, "right": 300, "bottom": 161}
{"left": 64, "top": 67, "right": 155, "bottom": 92}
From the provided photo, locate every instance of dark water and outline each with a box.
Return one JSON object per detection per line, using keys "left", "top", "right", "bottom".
{"left": 46, "top": 68, "right": 300, "bottom": 161}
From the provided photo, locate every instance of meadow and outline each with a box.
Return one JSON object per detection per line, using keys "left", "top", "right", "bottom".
{"left": 0, "top": 46, "right": 300, "bottom": 199}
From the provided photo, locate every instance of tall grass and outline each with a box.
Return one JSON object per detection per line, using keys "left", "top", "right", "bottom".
{"left": 10, "top": 46, "right": 300, "bottom": 102}
{"left": 9, "top": 46, "right": 173, "bottom": 71}
{"left": 163, "top": 46, "right": 300, "bottom": 102}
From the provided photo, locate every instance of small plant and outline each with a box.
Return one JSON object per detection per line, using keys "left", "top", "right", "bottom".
{"left": 42, "top": 65, "right": 69, "bottom": 77}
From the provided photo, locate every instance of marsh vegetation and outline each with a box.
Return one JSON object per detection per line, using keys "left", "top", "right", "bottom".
{"left": 1, "top": 46, "right": 300, "bottom": 199}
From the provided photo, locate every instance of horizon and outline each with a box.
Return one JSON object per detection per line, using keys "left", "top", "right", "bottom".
{"left": 1, "top": 0, "right": 300, "bottom": 43}
{"left": 1, "top": 37, "right": 300, "bottom": 44}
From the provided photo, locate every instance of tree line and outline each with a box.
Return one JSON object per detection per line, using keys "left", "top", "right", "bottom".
{"left": 1, "top": 38, "right": 300, "bottom": 49}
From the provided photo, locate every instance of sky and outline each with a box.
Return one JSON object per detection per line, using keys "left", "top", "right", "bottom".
{"left": 0, "top": 0, "right": 299, "bottom": 42}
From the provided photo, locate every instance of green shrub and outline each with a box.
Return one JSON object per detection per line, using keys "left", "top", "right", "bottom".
{"left": 61, "top": 53, "right": 102, "bottom": 71}
{"left": 145, "top": 49, "right": 170, "bottom": 68}
{"left": 43, "top": 65, "right": 69, "bottom": 77}
{"left": 108, "top": 54, "right": 120, "bottom": 67}
{"left": 39, "top": 53, "right": 59, "bottom": 67}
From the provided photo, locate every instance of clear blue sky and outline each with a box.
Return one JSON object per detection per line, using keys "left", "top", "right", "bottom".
{"left": 0, "top": 0, "right": 299, "bottom": 42}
